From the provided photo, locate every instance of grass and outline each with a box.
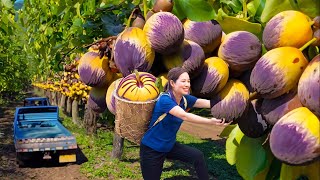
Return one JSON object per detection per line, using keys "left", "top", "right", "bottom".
{"left": 60, "top": 112, "right": 241, "bottom": 180}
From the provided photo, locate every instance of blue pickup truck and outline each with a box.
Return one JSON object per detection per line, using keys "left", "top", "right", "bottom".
{"left": 13, "top": 106, "right": 77, "bottom": 166}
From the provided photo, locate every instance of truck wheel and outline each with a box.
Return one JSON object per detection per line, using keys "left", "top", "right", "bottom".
{"left": 16, "top": 152, "right": 25, "bottom": 167}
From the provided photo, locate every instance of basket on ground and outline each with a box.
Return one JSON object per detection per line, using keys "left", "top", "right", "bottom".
{"left": 114, "top": 92, "right": 158, "bottom": 144}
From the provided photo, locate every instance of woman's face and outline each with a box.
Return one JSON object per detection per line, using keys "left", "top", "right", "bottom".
{"left": 171, "top": 72, "right": 190, "bottom": 95}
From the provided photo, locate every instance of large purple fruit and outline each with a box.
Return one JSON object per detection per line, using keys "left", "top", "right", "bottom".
{"left": 260, "top": 90, "right": 303, "bottom": 125}
{"left": 298, "top": 55, "right": 320, "bottom": 117}
{"left": 78, "top": 52, "right": 110, "bottom": 88}
{"left": 210, "top": 79, "right": 249, "bottom": 122}
{"left": 88, "top": 87, "right": 107, "bottom": 113}
{"left": 143, "top": 12, "right": 184, "bottom": 55}
{"left": 270, "top": 107, "right": 319, "bottom": 165}
{"left": 162, "top": 40, "right": 205, "bottom": 78}
{"left": 237, "top": 99, "right": 269, "bottom": 138}
{"left": 106, "top": 78, "right": 122, "bottom": 115}
{"left": 183, "top": 19, "right": 222, "bottom": 53}
{"left": 250, "top": 47, "right": 308, "bottom": 99}
{"left": 191, "top": 57, "right": 229, "bottom": 98}
{"left": 218, "top": 31, "right": 261, "bottom": 74}
{"left": 114, "top": 27, "right": 155, "bottom": 77}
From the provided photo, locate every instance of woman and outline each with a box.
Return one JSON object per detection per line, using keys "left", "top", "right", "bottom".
{"left": 140, "top": 67, "right": 231, "bottom": 180}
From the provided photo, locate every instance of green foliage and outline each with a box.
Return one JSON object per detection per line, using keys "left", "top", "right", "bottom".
{"left": 236, "top": 136, "right": 268, "bottom": 180}
{"left": 225, "top": 125, "right": 244, "bottom": 165}
{"left": 0, "top": 2, "right": 32, "bottom": 103}
{"left": 172, "top": 0, "right": 217, "bottom": 21}
{"left": 260, "top": 0, "right": 319, "bottom": 23}
{"left": 18, "top": 0, "right": 135, "bottom": 79}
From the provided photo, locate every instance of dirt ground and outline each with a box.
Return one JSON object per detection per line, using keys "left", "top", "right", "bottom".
{"left": 0, "top": 93, "right": 223, "bottom": 180}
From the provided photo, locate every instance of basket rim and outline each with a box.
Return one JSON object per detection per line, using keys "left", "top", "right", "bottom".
{"left": 113, "top": 90, "right": 159, "bottom": 104}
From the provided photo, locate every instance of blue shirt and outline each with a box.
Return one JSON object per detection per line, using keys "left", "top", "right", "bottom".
{"left": 141, "top": 92, "right": 197, "bottom": 152}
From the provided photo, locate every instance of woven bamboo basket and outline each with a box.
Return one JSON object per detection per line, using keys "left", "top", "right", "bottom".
{"left": 114, "top": 92, "right": 158, "bottom": 144}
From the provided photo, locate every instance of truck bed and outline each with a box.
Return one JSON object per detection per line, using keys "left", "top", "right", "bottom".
{"left": 15, "top": 120, "right": 73, "bottom": 139}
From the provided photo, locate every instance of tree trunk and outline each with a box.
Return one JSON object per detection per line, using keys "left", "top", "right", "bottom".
{"left": 51, "top": 91, "right": 57, "bottom": 106}
{"left": 78, "top": 99, "right": 85, "bottom": 125}
{"left": 66, "top": 97, "right": 73, "bottom": 116}
{"left": 56, "top": 92, "right": 62, "bottom": 106}
{"left": 111, "top": 133, "right": 124, "bottom": 159}
{"left": 84, "top": 104, "right": 97, "bottom": 135}
{"left": 72, "top": 99, "right": 79, "bottom": 124}
{"left": 45, "top": 90, "right": 51, "bottom": 103}
{"left": 40, "top": 88, "right": 45, "bottom": 96}
{"left": 60, "top": 94, "right": 67, "bottom": 112}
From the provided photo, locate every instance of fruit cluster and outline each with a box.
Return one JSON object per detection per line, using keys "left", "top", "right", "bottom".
{"left": 33, "top": 59, "right": 91, "bottom": 102}
{"left": 32, "top": 1, "right": 319, "bottom": 178}
{"left": 106, "top": 1, "right": 319, "bottom": 177}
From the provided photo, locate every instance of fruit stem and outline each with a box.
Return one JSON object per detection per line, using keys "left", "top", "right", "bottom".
{"left": 299, "top": 37, "right": 317, "bottom": 51}
{"left": 249, "top": 91, "right": 258, "bottom": 101}
{"left": 242, "top": 0, "right": 247, "bottom": 19}
{"left": 134, "top": 70, "right": 142, "bottom": 87}
{"left": 310, "top": 20, "right": 315, "bottom": 26}
{"left": 126, "top": 8, "right": 138, "bottom": 28}
{"left": 143, "top": 0, "right": 147, "bottom": 20}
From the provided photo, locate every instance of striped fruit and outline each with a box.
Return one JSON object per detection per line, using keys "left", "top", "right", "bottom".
{"left": 263, "top": 10, "right": 313, "bottom": 50}
{"left": 78, "top": 52, "right": 113, "bottom": 88}
{"left": 117, "top": 71, "right": 159, "bottom": 101}
{"left": 162, "top": 40, "right": 205, "bottom": 78}
{"left": 191, "top": 57, "right": 229, "bottom": 98}
{"left": 87, "top": 87, "right": 107, "bottom": 113}
{"left": 260, "top": 90, "right": 303, "bottom": 125}
{"left": 218, "top": 31, "right": 262, "bottom": 75}
{"left": 270, "top": 107, "right": 319, "bottom": 165}
{"left": 250, "top": 47, "right": 309, "bottom": 99}
{"left": 183, "top": 19, "right": 222, "bottom": 53}
{"left": 106, "top": 78, "right": 122, "bottom": 115}
{"left": 210, "top": 79, "right": 249, "bottom": 122}
{"left": 298, "top": 55, "right": 320, "bottom": 117}
{"left": 143, "top": 12, "right": 184, "bottom": 55}
{"left": 237, "top": 99, "right": 269, "bottom": 138}
{"left": 114, "top": 27, "right": 155, "bottom": 77}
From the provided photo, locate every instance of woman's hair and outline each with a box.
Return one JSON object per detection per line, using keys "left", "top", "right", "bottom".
{"left": 164, "top": 67, "right": 188, "bottom": 92}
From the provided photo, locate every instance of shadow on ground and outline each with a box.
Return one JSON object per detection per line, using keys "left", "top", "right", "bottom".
{"left": 161, "top": 139, "right": 241, "bottom": 180}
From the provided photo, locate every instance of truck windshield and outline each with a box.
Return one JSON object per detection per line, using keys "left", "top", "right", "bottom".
{"left": 18, "top": 107, "right": 57, "bottom": 114}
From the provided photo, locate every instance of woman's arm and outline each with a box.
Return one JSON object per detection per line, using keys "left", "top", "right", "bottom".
{"left": 193, "top": 98, "right": 210, "bottom": 109}
{"left": 169, "top": 105, "right": 229, "bottom": 126}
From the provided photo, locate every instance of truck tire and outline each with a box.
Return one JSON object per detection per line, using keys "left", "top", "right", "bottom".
{"left": 16, "top": 152, "right": 25, "bottom": 167}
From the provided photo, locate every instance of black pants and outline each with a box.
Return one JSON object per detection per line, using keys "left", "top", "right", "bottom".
{"left": 140, "top": 142, "right": 209, "bottom": 180}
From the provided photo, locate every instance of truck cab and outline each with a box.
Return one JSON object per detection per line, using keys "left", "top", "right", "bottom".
{"left": 24, "top": 97, "right": 50, "bottom": 107}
